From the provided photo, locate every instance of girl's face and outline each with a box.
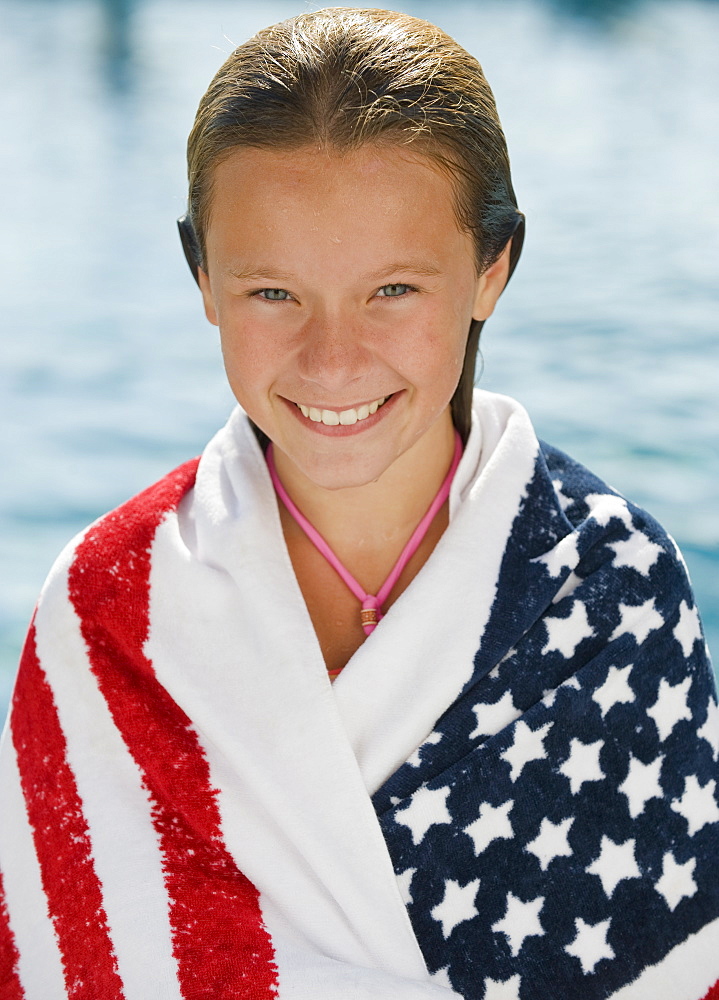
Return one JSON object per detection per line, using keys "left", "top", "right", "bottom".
{"left": 198, "top": 144, "right": 507, "bottom": 491}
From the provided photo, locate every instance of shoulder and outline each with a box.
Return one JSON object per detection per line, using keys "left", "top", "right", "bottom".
{"left": 470, "top": 395, "right": 685, "bottom": 598}
{"left": 78, "top": 457, "right": 200, "bottom": 552}
{"left": 530, "top": 441, "right": 706, "bottom": 675}
{"left": 38, "top": 457, "right": 200, "bottom": 613}
{"left": 539, "top": 439, "right": 685, "bottom": 581}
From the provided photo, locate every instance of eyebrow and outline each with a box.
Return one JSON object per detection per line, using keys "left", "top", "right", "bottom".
{"left": 366, "top": 260, "right": 443, "bottom": 280}
{"left": 227, "top": 260, "right": 443, "bottom": 283}
{"left": 226, "top": 265, "right": 295, "bottom": 282}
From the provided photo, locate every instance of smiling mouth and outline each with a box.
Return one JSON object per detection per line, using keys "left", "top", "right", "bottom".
{"left": 295, "top": 396, "right": 389, "bottom": 426}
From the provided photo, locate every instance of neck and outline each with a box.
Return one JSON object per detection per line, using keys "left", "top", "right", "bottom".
{"left": 270, "top": 412, "right": 457, "bottom": 564}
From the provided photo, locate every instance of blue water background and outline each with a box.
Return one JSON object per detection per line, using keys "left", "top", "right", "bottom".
{"left": 1, "top": 0, "right": 717, "bottom": 725}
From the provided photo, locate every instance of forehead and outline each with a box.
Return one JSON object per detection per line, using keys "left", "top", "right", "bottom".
{"left": 204, "top": 144, "right": 473, "bottom": 270}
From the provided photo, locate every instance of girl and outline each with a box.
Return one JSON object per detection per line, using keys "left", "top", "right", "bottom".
{"left": 1, "top": 8, "right": 717, "bottom": 999}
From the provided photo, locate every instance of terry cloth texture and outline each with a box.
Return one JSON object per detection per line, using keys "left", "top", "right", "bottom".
{"left": 0, "top": 390, "right": 717, "bottom": 1000}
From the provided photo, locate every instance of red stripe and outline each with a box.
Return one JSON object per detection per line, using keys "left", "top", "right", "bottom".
{"left": 702, "top": 982, "right": 719, "bottom": 1000}
{"left": 11, "top": 622, "right": 124, "bottom": 999}
{"left": 67, "top": 459, "right": 278, "bottom": 1000}
{"left": 0, "top": 869, "right": 25, "bottom": 999}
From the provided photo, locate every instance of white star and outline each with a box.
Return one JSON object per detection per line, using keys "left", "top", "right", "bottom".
{"left": 592, "top": 664, "right": 635, "bottom": 718}
{"left": 610, "top": 599, "right": 665, "bottom": 645}
{"left": 470, "top": 691, "right": 521, "bottom": 740}
{"left": 646, "top": 677, "right": 692, "bottom": 742}
{"left": 698, "top": 698, "right": 719, "bottom": 760}
{"left": 585, "top": 493, "right": 632, "bottom": 529}
{"left": 395, "top": 868, "right": 416, "bottom": 906}
{"left": 552, "top": 479, "right": 573, "bottom": 512}
{"left": 407, "top": 731, "right": 442, "bottom": 767}
{"left": 655, "top": 852, "right": 697, "bottom": 911}
{"left": 395, "top": 784, "right": 452, "bottom": 845}
{"left": 483, "top": 973, "right": 522, "bottom": 1000}
{"left": 559, "top": 739, "right": 605, "bottom": 795}
{"left": 544, "top": 675, "right": 580, "bottom": 707}
{"left": 431, "top": 878, "right": 480, "bottom": 939}
{"left": 525, "top": 817, "right": 574, "bottom": 871}
{"left": 670, "top": 534, "right": 689, "bottom": 568}
{"left": 674, "top": 600, "right": 703, "bottom": 657}
{"left": 533, "top": 532, "right": 580, "bottom": 578}
{"left": 542, "top": 688, "right": 558, "bottom": 708}
{"left": 429, "top": 967, "right": 453, "bottom": 988}
{"left": 565, "top": 918, "right": 615, "bottom": 974}
{"left": 671, "top": 775, "right": 719, "bottom": 836}
{"left": 542, "top": 600, "right": 594, "bottom": 658}
{"left": 464, "top": 799, "right": 514, "bottom": 856}
{"left": 585, "top": 836, "right": 641, "bottom": 898}
{"left": 607, "top": 532, "right": 663, "bottom": 576}
{"left": 501, "top": 721, "right": 553, "bottom": 782}
{"left": 552, "top": 570, "right": 584, "bottom": 605}
{"left": 492, "top": 893, "right": 545, "bottom": 957}
{"left": 619, "top": 754, "right": 664, "bottom": 819}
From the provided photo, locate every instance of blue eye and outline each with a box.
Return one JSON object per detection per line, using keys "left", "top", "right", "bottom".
{"left": 258, "top": 288, "right": 291, "bottom": 301}
{"left": 377, "top": 284, "right": 411, "bottom": 297}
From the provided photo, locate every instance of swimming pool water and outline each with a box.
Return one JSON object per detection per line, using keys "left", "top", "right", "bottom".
{"left": 1, "top": 0, "right": 717, "bottom": 722}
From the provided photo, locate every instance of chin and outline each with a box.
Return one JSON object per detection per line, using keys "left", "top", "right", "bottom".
{"left": 300, "top": 461, "right": 388, "bottom": 493}
{"left": 286, "top": 444, "right": 399, "bottom": 492}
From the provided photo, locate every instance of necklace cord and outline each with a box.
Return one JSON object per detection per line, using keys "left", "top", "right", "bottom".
{"left": 267, "top": 430, "right": 463, "bottom": 636}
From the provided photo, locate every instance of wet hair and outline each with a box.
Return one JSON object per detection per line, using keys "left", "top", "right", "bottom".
{"left": 180, "top": 7, "right": 524, "bottom": 441}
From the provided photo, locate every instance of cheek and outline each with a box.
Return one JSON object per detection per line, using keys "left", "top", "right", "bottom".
{"left": 404, "top": 311, "right": 469, "bottom": 383}
{"left": 218, "top": 323, "right": 278, "bottom": 401}
{"left": 416, "top": 337, "right": 463, "bottom": 379}
{"left": 219, "top": 304, "right": 284, "bottom": 364}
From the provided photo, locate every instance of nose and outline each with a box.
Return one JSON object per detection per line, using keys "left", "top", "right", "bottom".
{"left": 295, "top": 309, "right": 370, "bottom": 393}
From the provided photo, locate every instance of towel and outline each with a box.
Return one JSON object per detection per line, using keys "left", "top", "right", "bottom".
{"left": 1, "top": 390, "right": 717, "bottom": 999}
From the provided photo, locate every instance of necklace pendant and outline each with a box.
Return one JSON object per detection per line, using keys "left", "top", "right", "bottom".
{"left": 360, "top": 607, "right": 379, "bottom": 631}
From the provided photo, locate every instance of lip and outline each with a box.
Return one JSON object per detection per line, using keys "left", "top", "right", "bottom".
{"left": 281, "top": 392, "right": 401, "bottom": 436}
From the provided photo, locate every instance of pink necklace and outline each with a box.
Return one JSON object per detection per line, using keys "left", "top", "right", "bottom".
{"left": 266, "top": 431, "right": 462, "bottom": 639}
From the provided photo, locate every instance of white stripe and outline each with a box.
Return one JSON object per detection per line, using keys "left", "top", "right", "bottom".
{"left": 32, "top": 550, "right": 183, "bottom": 1000}
{"left": 0, "top": 728, "right": 66, "bottom": 1000}
{"left": 138, "top": 394, "right": 539, "bottom": 988}
{"left": 266, "top": 920, "right": 458, "bottom": 998}
{"left": 146, "top": 473, "right": 433, "bottom": 984}
{"left": 334, "top": 390, "right": 540, "bottom": 793}
{"left": 609, "top": 917, "right": 719, "bottom": 999}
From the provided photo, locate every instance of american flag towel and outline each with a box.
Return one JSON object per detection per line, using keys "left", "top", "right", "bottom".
{"left": 1, "top": 391, "right": 717, "bottom": 999}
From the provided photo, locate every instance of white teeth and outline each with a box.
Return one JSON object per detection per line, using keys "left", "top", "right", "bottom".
{"left": 297, "top": 395, "right": 389, "bottom": 425}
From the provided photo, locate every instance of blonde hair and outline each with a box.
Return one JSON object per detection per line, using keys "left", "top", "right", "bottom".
{"left": 184, "top": 7, "right": 524, "bottom": 438}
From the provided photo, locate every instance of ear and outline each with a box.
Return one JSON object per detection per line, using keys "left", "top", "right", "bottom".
{"left": 197, "top": 267, "right": 219, "bottom": 326}
{"left": 472, "top": 240, "right": 512, "bottom": 322}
